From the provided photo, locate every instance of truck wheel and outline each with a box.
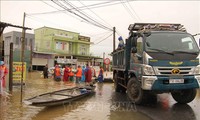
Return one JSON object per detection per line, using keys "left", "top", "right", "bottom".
{"left": 171, "top": 89, "right": 197, "bottom": 104}
{"left": 114, "top": 73, "right": 126, "bottom": 93}
{"left": 127, "top": 77, "right": 146, "bottom": 104}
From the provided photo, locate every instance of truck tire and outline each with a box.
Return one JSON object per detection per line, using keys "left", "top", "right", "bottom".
{"left": 114, "top": 73, "right": 126, "bottom": 93}
{"left": 127, "top": 77, "right": 147, "bottom": 104}
{"left": 171, "top": 89, "right": 196, "bottom": 104}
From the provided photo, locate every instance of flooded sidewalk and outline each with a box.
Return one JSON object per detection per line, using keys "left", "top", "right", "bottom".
{"left": 0, "top": 71, "right": 151, "bottom": 120}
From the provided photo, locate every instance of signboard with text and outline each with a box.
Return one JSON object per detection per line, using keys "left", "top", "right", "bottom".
{"left": 13, "top": 62, "right": 26, "bottom": 81}
{"left": 57, "top": 58, "right": 77, "bottom": 64}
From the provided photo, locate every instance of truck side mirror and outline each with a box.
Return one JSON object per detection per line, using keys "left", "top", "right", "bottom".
{"left": 136, "top": 53, "right": 142, "bottom": 60}
{"left": 131, "top": 47, "right": 137, "bottom": 53}
{"left": 199, "top": 38, "right": 200, "bottom": 47}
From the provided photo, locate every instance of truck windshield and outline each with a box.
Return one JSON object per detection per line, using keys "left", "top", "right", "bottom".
{"left": 145, "top": 32, "right": 199, "bottom": 53}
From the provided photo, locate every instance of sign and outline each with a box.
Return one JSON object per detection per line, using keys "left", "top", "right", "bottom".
{"left": 79, "top": 36, "right": 90, "bottom": 42}
{"left": 13, "top": 62, "right": 26, "bottom": 81}
{"left": 57, "top": 58, "right": 77, "bottom": 64}
{"left": 95, "top": 59, "right": 103, "bottom": 62}
{"left": 104, "top": 58, "right": 110, "bottom": 65}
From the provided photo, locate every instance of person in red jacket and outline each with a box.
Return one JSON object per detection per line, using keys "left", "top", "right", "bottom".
{"left": 84, "top": 64, "right": 92, "bottom": 85}
{"left": 63, "top": 65, "right": 70, "bottom": 82}
{"left": 0, "top": 61, "right": 8, "bottom": 94}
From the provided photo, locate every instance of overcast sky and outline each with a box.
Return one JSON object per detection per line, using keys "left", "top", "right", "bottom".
{"left": 1, "top": 1, "right": 200, "bottom": 57}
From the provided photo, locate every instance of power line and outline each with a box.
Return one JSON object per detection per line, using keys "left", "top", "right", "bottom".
{"left": 126, "top": 0, "right": 142, "bottom": 21}
{"left": 41, "top": 0, "right": 60, "bottom": 11}
{"left": 90, "top": 31, "right": 113, "bottom": 37}
{"left": 93, "top": 33, "right": 113, "bottom": 45}
{"left": 121, "top": 0, "right": 137, "bottom": 21}
{"left": 36, "top": 0, "right": 83, "bottom": 22}
{"left": 78, "top": 0, "right": 113, "bottom": 29}
{"left": 51, "top": 0, "right": 112, "bottom": 31}
{"left": 92, "top": 31, "right": 113, "bottom": 43}
{"left": 28, "top": 1, "right": 125, "bottom": 16}
{"left": 64, "top": 0, "right": 112, "bottom": 31}
{"left": 25, "top": 15, "right": 79, "bottom": 32}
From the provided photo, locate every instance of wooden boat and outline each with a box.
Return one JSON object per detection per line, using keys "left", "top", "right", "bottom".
{"left": 24, "top": 86, "right": 95, "bottom": 107}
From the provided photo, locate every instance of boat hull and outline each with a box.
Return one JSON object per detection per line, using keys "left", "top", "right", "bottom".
{"left": 24, "top": 86, "right": 95, "bottom": 107}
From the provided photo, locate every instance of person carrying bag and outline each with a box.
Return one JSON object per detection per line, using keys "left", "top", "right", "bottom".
{"left": 98, "top": 66, "right": 104, "bottom": 83}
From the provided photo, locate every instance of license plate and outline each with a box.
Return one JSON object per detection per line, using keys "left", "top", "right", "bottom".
{"left": 169, "top": 79, "right": 184, "bottom": 83}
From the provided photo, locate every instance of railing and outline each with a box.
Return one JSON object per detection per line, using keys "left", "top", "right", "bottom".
{"left": 128, "top": 23, "right": 186, "bottom": 32}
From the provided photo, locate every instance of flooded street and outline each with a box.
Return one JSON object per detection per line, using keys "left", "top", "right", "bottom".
{"left": 1, "top": 71, "right": 200, "bottom": 120}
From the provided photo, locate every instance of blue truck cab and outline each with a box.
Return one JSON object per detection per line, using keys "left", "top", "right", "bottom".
{"left": 112, "top": 23, "right": 200, "bottom": 104}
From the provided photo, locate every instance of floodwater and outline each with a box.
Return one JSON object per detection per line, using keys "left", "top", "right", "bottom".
{"left": 0, "top": 72, "right": 151, "bottom": 120}
{"left": 1, "top": 71, "right": 200, "bottom": 120}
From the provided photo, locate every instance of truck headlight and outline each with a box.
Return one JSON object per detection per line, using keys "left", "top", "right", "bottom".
{"left": 143, "top": 65, "right": 155, "bottom": 75}
{"left": 193, "top": 65, "right": 200, "bottom": 74}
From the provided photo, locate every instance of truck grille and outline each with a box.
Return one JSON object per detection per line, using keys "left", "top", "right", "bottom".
{"left": 153, "top": 66, "right": 194, "bottom": 75}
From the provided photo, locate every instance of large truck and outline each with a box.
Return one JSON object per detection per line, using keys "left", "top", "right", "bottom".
{"left": 112, "top": 23, "right": 200, "bottom": 104}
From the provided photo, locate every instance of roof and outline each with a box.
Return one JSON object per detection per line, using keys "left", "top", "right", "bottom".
{"left": 34, "top": 26, "right": 79, "bottom": 35}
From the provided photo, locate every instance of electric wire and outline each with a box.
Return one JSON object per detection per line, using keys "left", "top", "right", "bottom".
{"left": 34, "top": 0, "right": 83, "bottom": 22}
{"left": 25, "top": 15, "right": 80, "bottom": 33}
{"left": 126, "top": 0, "right": 142, "bottom": 21}
{"left": 62, "top": 0, "right": 112, "bottom": 31}
{"left": 41, "top": 0, "right": 60, "bottom": 11}
{"left": 51, "top": 0, "right": 112, "bottom": 31}
{"left": 78, "top": 0, "right": 113, "bottom": 29}
{"left": 91, "top": 31, "right": 113, "bottom": 43}
{"left": 93, "top": 33, "right": 113, "bottom": 45}
{"left": 28, "top": 1, "right": 125, "bottom": 16}
{"left": 27, "top": 1, "right": 132, "bottom": 48}
{"left": 120, "top": 0, "right": 137, "bottom": 21}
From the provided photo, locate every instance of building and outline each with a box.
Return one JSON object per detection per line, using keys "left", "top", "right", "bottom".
{"left": 3, "top": 31, "right": 34, "bottom": 69}
{"left": 2, "top": 27, "right": 102, "bottom": 71}
{"left": 34, "top": 26, "right": 102, "bottom": 70}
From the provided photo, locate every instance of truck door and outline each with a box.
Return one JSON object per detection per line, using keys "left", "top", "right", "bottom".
{"left": 131, "top": 36, "right": 143, "bottom": 64}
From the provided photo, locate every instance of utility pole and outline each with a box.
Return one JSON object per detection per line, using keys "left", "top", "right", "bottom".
{"left": 113, "top": 27, "right": 116, "bottom": 51}
{"left": 29, "top": 40, "right": 33, "bottom": 72}
{"left": 0, "top": 25, "right": 6, "bottom": 61}
{"left": 0, "top": 36, "right": 3, "bottom": 61}
{"left": 20, "top": 12, "right": 26, "bottom": 103}
{"left": 9, "top": 43, "right": 13, "bottom": 91}
{"left": 103, "top": 52, "right": 105, "bottom": 70}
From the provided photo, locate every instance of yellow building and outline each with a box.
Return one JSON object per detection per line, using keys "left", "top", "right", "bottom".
{"left": 33, "top": 26, "right": 102, "bottom": 70}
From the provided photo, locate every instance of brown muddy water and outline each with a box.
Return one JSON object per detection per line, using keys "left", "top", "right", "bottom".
{"left": 0, "top": 72, "right": 151, "bottom": 120}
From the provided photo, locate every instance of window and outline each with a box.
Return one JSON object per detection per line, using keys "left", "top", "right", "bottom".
{"left": 79, "top": 44, "right": 87, "bottom": 55}
{"left": 56, "top": 42, "right": 59, "bottom": 49}
{"left": 145, "top": 32, "right": 199, "bottom": 52}
{"left": 69, "top": 42, "right": 72, "bottom": 53}
{"left": 181, "top": 37, "right": 194, "bottom": 50}
{"left": 55, "top": 41, "right": 70, "bottom": 52}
